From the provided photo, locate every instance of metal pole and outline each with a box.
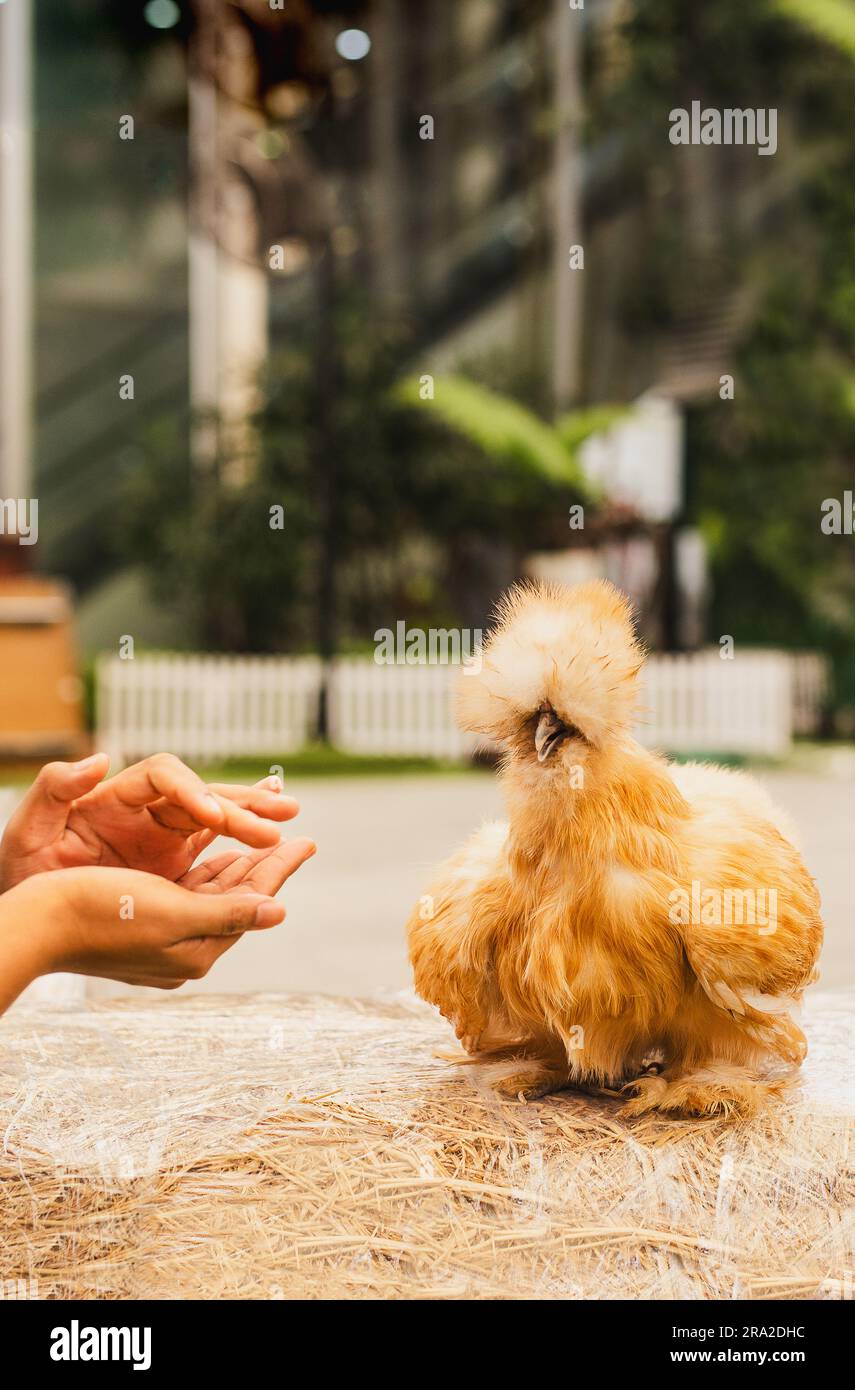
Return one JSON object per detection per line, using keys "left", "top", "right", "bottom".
{"left": 368, "top": 0, "right": 406, "bottom": 303}
{"left": 0, "top": 0, "right": 33, "bottom": 503}
{"left": 552, "top": 0, "right": 584, "bottom": 412}
{"left": 188, "top": 0, "right": 268, "bottom": 481}
{"left": 188, "top": 0, "right": 221, "bottom": 472}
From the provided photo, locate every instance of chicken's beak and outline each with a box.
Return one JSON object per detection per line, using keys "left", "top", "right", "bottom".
{"left": 534, "top": 707, "right": 567, "bottom": 763}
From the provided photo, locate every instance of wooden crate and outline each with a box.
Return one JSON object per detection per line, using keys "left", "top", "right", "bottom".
{"left": 0, "top": 576, "right": 85, "bottom": 756}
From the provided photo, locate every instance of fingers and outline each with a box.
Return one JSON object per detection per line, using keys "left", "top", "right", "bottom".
{"left": 182, "top": 849, "right": 260, "bottom": 892}
{"left": 147, "top": 789, "right": 296, "bottom": 839}
{"left": 182, "top": 839, "right": 316, "bottom": 895}
{"left": 144, "top": 773, "right": 296, "bottom": 849}
{"left": 228, "top": 838, "right": 316, "bottom": 895}
{"left": 107, "top": 754, "right": 226, "bottom": 831}
{"left": 175, "top": 888, "right": 286, "bottom": 939}
{"left": 151, "top": 796, "right": 284, "bottom": 848}
{"left": 207, "top": 780, "right": 300, "bottom": 823}
{"left": 46, "top": 753, "right": 111, "bottom": 799}
{"left": 179, "top": 848, "right": 250, "bottom": 890}
{"left": 197, "top": 795, "right": 284, "bottom": 849}
{"left": 84, "top": 755, "right": 301, "bottom": 852}
{"left": 180, "top": 839, "right": 316, "bottom": 895}
{"left": 4, "top": 754, "right": 110, "bottom": 849}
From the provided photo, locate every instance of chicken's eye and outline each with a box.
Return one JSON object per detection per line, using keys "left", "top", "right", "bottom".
{"left": 532, "top": 706, "right": 586, "bottom": 761}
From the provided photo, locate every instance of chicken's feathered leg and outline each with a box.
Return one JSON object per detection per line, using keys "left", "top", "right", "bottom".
{"left": 621, "top": 1063, "right": 795, "bottom": 1119}
{"left": 492, "top": 1064, "right": 572, "bottom": 1102}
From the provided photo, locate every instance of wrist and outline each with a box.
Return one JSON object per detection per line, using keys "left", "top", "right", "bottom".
{"left": 0, "top": 880, "right": 61, "bottom": 1013}
{"left": 0, "top": 874, "right": 68, "bottom": 979}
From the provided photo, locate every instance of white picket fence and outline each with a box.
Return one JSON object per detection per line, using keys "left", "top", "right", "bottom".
{"left": 638, "top": 652, "right": 791, "bottom": 756}
{"left": 791, "top": 652, "right": 829, "bottom": 736}
{"left": 95, "top": 649, "right": 827, "bottom": 766}
{"left": 97, "top": 655, "right": 323, "bottom": 764}
{"left": 329, "top": 658, "right": 477, "bottom": 759}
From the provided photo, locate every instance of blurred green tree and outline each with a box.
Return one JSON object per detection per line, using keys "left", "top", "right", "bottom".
{"left": 121, "top": 303, "right": 602, "bottom": 667}
{"left": 599, "top": 0, "right": 855, "bottom": 713}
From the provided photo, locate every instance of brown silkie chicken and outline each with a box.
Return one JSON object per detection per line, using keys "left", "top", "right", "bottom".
{"left": 407, "top": 580, "right": 823, "bottom": 1118}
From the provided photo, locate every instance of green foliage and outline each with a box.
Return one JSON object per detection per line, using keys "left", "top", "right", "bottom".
{"left": 121, "top": 411, "right": 316, "bottom": 652}
{"left": 122, "top": 310, "right": 419, "bottom": 652}
{"left": 395, "top": 374, "right": 603, "bottom": 494}
{"left": 186, "top": 748, "right": 485, "bottom": 781}
{"left": 122, "top": 306, "right": 613, "bottom": 652}
{"left": 687, "top": 268, "right": 855, "bottom": 713}
{"left": 601, "top": 0, "right": 855, "bottom": 707}
{"left": 773, "top": 0, "right": 855, "bottom": 59}
{"left": 556, "top": 406, "right": 630, "bottom": 456}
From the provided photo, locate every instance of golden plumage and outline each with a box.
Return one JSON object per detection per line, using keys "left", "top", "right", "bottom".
{"left": 407, "top": 580, "right": 823, "bottom": 1118}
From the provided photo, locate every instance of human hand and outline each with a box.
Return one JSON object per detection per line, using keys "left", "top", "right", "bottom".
{"left": 0, "top": 754, "right": 301, "bottom": 892}
{"left": 178, "top": 837, "right": 316, "bottom": 897}
{"left": 10, "top": 864, "right": 293, "bottom": 993}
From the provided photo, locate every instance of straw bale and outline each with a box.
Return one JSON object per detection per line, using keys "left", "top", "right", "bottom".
{"left": 0, "top": 991, "right": 852, "bottom": 1300}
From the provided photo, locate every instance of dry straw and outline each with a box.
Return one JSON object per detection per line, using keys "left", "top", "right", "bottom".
{"left": 0, "top": 991, "right": 852, "bottom": 1300}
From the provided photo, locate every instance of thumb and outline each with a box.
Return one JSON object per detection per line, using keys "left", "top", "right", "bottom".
{"left": 178, "top": 890, "right": 286, "bottom": 939}
{"left": 7, "top": 754, "right": 110, "bottom": 845}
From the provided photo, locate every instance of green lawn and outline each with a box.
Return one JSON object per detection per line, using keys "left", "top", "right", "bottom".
{"left": 188, "top": 743, "right": 490, "bottom": 783}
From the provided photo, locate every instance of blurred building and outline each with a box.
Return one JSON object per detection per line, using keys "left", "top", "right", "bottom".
{"left": 0, "top": 0, "right": 32, "bottom": 522}
{"left": 34, "top": 1, "right": 190, "bottom": 617}
{"left": 187, "top": 0, "right": 710, "bottom": 648}
{"left": 0, "top": 0, "right": 83, "bottom": 755}
{"left": 189, "top": 0, "right": 568, "bottom": 442}
{"left": 23, "top": 0, "right": 734, "bottom": 654}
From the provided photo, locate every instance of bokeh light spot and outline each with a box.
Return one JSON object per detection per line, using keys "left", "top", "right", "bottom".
{"left": 256, "top": 129, "right": 286, "bottom": 160}
{"left": 144, "top": 0, "right": 180, "bottom": 31}
{"left": 335, "top": 29, "right": 371, "bottom": 62}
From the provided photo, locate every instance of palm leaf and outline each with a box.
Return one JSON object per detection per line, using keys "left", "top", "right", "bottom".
{"left": 556, "top": 404, "right": 629, "bottom": 453}
{"left": 396, "top": 374, "right": 601, "bottom": 496}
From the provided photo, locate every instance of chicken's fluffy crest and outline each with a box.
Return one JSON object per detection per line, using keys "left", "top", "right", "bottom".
{"left": 457, "top": 578, "right": 643, "bottom": 749}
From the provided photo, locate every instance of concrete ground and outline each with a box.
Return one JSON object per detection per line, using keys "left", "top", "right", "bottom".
{"left": 110, "top": 765, "right": 853, "bottom": 1002}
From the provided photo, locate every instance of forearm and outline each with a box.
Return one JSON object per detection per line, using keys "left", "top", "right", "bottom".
{"left": 0, "top": 884, "right": 56, "bottom": 1015}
